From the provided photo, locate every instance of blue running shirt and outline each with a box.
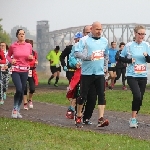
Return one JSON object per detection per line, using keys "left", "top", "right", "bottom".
{"left": 108, "top": 48, "right": 118, "bottom": 67}
{"left": 120, "top": 41, "right": 150, "bottom": 77}
{"left": 74, "top": 35, "right": 109, "bottom": 75}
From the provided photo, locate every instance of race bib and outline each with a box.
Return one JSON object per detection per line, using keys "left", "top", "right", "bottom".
{"left": 56, "top": 64, "right": 60, "bottom": 68}
{"left": 1, "top": 66, "right": 5, "bottom": 72}
{"left": 28, "top": 70, "right": 32, "bottom": 77}
{"left": 134, "top": 64, "right": 146, "bottom": 74}
{"left": 111, "top": 63, "right": 116, "bottom": 67}
{"left": 9, "top": 68, "right": 12, "bottom": 74}
{"left": 92, "top": 50, "right": 104, "bottom": 61}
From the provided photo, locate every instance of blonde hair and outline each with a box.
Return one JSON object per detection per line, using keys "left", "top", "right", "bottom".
{"left": 134, "top": 25, "right": 145, "bottom": 33}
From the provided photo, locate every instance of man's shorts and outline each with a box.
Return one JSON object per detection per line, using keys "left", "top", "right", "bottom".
{"left": 108, "top": 67, "right": 116, "bottom": 72}
{"left": 50, "top": 66, "right": 61, "bottom": 74}
{"left": 66, "top": 71, "right": 75, "bottom": 83}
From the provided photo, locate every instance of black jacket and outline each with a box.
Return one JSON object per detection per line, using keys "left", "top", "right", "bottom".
{"left": 60, "top": 45, "right": 74, "bottom": 69}
{"left": 115, "top": 50, "right": 127, "bottom": 68}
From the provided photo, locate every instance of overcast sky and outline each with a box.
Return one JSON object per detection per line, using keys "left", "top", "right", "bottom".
{"left": 1, "top": 0, "right": 150, "bottom": 34}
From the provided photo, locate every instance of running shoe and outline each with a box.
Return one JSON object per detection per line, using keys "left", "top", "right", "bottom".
{"left": 0, "top": 100, "right": 4, "bottom": 105}
{"left": 82, "top": 119, "right": 92, "bottom": 125}
{"left": 24, "top": 103, "right": 28, "bottom": 110}
{"left": 129, "top": 118, "right": 138, "bottom": 128}
{"left": 11, "top": 109, "right": 17, "bottom": 119}
{"left": 122, "top": 86, "right": 127, "bottom": 90}
{"left": 97, "top": 117, "right": 109, "bottom": 127}
{"left": 17, "top": 112, "right": 22, "bottom": 119}
{"left": 66, "top": 109, "right": 74, "bottom": 119}
{"left": 75, "top": 116, "right": 83, "bottom": 128}
{"left": 28, "top": 101, "right": 33, "bottom": 109}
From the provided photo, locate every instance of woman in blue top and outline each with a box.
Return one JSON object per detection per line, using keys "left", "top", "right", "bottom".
{"left": 120, "top": 25, "right": 150, "bottom": 128}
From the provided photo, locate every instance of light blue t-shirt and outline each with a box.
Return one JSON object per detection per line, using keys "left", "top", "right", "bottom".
{"left": 68, "top": 42, "right": 82, "bottom": 68}
{"left": 74, "top": 35, "right": 109, "bottom": 75}
{"left": 108, "top": 48, "right": 118, "bottom": 67}
{"left": 120, "top": 41, "right": 150, "bottom": 77}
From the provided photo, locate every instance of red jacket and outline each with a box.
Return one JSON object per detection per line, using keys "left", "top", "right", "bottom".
{"left": 29, "top": 50, "right": 38, "bottom": 67}
{"left": 29, "top": 50, "right": 38, "bottom": 85}
{"left": 66, "top": 68, "right": 81, "bottom": 99}
{"left": 0, "top": 50, "right": 6, "bottom": 64}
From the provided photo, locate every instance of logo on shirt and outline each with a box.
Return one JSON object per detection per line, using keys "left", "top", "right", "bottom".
{"left": 92, "top": 50, "right": 104, "bottom": 61}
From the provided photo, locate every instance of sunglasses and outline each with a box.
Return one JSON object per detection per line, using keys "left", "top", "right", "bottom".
{"left": 137, "top": 32, "right": 146, "bottom": 36}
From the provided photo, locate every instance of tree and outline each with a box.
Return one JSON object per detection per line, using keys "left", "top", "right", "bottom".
{"left": 0, "top": 19, "right": 11, "bottom": 45}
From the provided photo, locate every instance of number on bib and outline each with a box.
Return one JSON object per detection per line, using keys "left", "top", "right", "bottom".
{"left": 28, "top": 70, "right": 32, "bottom": 77}
{"left": 111, "top": 63, "right": 116, "bottom": 67}
{"left": 134, "top": 64, "right": 146, "bottom": 74}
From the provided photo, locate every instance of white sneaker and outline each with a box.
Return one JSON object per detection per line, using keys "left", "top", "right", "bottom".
{"left": 24, "top": 103, "right": 28, "bottom": 110}
{"left": 11, "top": 109, "right": 17, "bottom": 119}
{"left": 0, "top": 100, "right": 4, "bottom": 105}
{"left": 17, "top": 112, "right": 22, "bottom": 119}
{"left": 129, "top": 118, "right": 138, "bottom": 128}
{"left": 29, "top": 101, "right": 33, "bottom": 109}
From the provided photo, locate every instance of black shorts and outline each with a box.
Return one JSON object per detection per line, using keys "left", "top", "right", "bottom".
{"left": 50, "top": 66, "right": 61, "bottom": 74}
{"left": 108, "top": 67, "right": 116, "bottom": 72}
{"left": 66, "top": 71, "right": 75, "bottom": 83}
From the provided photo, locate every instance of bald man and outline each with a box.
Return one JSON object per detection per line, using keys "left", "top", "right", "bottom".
{"left": 74, "top": 22, "right": 109, "bottom": 128}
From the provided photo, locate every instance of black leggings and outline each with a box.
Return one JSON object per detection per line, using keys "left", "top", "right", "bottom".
{"left": 115, "top": 67, "right": 126, "bottom": 86}
{"left": 24, "top": 77, "right": 35, "bottom": 95}
{"left": 83, "top": 83, "right": 97, "bottom": 120}
{"left": 74, "top": 81, "right": 97, "bottom": 120}
{"left": 78, "top": 75, "right": 106, "bottom": 105}
{"left": 127, "top": 76, "right": 147, "bottom": 112}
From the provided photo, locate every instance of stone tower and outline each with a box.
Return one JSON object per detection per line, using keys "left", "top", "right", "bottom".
{"left": 36, "top": 20, "right": 50, "bottom": 71}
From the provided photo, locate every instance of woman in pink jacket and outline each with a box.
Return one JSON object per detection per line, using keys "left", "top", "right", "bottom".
{"left": 7, "top": 29, "right": 33, "bottom": 119}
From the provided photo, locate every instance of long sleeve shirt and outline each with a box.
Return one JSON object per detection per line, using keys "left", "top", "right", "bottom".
{"left": 6, "top": 41, "right": 32, "bottom": 72}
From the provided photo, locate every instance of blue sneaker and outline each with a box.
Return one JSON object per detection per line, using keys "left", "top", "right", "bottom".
{"left": 129, "top": 118, "right": 138, "bottom": 128}
{"left": 3, "top": 93, "right": 6, "bottom": 100}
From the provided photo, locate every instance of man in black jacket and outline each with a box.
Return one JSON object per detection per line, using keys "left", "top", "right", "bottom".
{"left": 114, "top": 42, "right": 127, "bottom": 90}
{"left": 60, "top": 32, "right": 83, "bottom": 119}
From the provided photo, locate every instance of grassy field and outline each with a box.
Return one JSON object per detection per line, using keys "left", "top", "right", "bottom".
{"left": 0, "top": 117, "right": 150, "bottom": 150}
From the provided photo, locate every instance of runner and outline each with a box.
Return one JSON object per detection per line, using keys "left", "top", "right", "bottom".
{"left": 106, "top": 42, "right": 118, "bottom": 90}
{"left": 120, "top": 25, "right": 150, "bottom": 128}
{"left": 46, "top": 46, "right": 61, "bottom": 87}
{"left": 114, "top": 42, "right": 127, "bottom": 90}
{"left": 6, "top": 29, "right": 33, "bottom": 119}
{"left": 0, "top": 42, "right": 10, "bottom": 104}
{"left": 23, "top": 39, "right": 38, "bottom": 110}
{"left": 74, "top": 21, "right": 109, "bottom": 128}
{"left": 60, "top": 32, "right": 83, "bottom": 119}
{"left": 0, "top": 46, "right": 6, "bottom": 104}
{"left": 67, "top": 25, "right": 98, "bottom": 124}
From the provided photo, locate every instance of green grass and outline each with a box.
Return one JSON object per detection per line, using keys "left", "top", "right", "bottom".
{"left": 0, "top": 118, "right": 150, "bottom": 150}
{"left": 7, "top": 88, "right": 150, "bottom": 114}
{"left": 9, "top": 78, "right": 69, "bottom": 86}
{"left": 30, "top": 90, "right": 150, "bottom": 114}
